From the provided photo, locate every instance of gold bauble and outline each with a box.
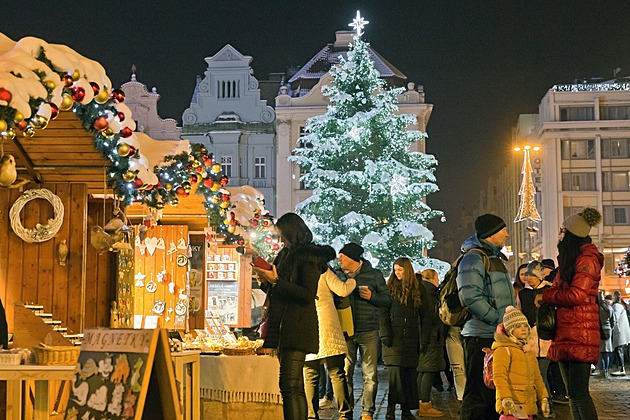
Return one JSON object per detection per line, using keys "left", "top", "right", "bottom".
{"left": 210, "top": 195, "right": 220, "bottom": 204}
{"left": 117, "top": 143, "right": 130, "bottom": 157}
{"left": 22, "top": 125, "right": 35, "bottom": 138}
{"left": 72, "top": 69, "right": 80, "bottom": 80}
{"left": 165, "top": 183, "right": 173, "bottom": 191}
{"left": 227, "top": 225, "right": 236, "bottom": 233}
{"left": 0, "top": 120, "right": 7, "bottom": 132}
{"left": 156, "top": 201, "right": 165, "bottom": 210}
{"left": 224, "top": 218, "right": 231, "bottom": 225}
{"left": 14, "top": 112, "right": 24, "bottom": 123}
{"left": 123, "top": 170, "right": 136, "bottom": 182}
{"left": 211, "top": 163, "right": 221, "bottom": 173}
{"left": 59, "top": 94, "right": 74, "bottom": 111}
{"left": 170, "top": 198, "right": 179, "bottom": 206}
{"left": 46, "top": 80, "right": 56, "bottom": 90}
{"left": 219, "top": 201, "right": 229, "bottom": 209}
{"left": 94, "top": 88, "right": 110, "bottom": 104}
{"left": 201, "top": 171, "right": 208, "bottom": 178}
{"left": 102, "top": 128, "right": 115, "bottom": 138}
{"left": 210, "top": 182, "right": 220, "bottom": 191}
{"left": 219, "top": 208, "right": 226, "bottom": 216}
{"left": 4, "top": 129, "right": 15, "bottom": 141}
{"left": 30, "top": 115, "right": 49, "bottom": 129}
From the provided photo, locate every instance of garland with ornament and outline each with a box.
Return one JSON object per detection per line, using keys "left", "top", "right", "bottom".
{"left": 246, "top": 211, "right": 281, "bottom": 261}
{"left": 0, "top": 34, "right": 242, "bottom": 244}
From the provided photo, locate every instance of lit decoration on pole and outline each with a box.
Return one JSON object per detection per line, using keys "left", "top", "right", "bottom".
{"left": 514, "top": 145, "right": 541, "bottom": 262}
{"left": 349, "top": 10, "right": 369, "bottom": 37}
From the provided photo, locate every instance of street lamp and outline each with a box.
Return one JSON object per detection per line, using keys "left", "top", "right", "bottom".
{"left": 514, "top": 145, "right": 541, "bottom": 262}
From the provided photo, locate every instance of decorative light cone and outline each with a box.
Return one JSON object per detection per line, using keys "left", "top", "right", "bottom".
{"left": 515, "top": 149, "right": 541, "bottom": 222}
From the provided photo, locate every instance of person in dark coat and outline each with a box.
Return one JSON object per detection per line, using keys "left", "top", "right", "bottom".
{"left": 540, "top": 207, "right": 603, "bottom": 420}
{"left": 380, "top": 257, "right": 421, "bottom": 420}
{"left": 254, "top": 212, "right": 334, "bottom": 420}
{"left": 417, "top": 269, "right": 446, "bottom": 418}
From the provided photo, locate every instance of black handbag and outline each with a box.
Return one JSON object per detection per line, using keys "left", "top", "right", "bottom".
{"left": 537, "top": 302, "right": 557, "bottom": 341}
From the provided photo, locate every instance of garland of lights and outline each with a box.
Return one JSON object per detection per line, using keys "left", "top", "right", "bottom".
{"left": 0, "top": 45, "right": 242, "bottom": 244}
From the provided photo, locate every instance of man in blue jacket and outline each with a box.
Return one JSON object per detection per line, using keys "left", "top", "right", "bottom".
{"left": 338, "top": 243, "right": 391, "bottom": 420}
{"left": 456, "top": 214, "right": 515, "bottom": 420}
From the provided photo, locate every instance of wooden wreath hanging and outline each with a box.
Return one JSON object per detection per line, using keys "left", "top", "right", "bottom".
{"left": 9, "top": 189, "right": 64, "bottom": 243}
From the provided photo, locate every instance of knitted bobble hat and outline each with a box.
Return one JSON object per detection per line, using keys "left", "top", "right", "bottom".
{"left": 502, "top": 305, "right": 529, "bottom": 335}
{"left": 562, "top": 207, "right": 602, "bottom": 238}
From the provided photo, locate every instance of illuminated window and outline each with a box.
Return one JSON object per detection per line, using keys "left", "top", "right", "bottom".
{"left": 562, "top": 172, "right": 596, "bottom": 191}
{"left": 561, "top": 139, "right": 595, "bottom": 160}
{"left": 602, "top": 171, "right": 630, "bottom": 191}
{"left": 602, "top": 138, "right": 630, "bottom": 158}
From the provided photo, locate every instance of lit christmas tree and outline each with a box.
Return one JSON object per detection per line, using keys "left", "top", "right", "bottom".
{"left": 290, "top": 15, "right": 446, "bottom": 273}
{"left": 616, "top": 247, "right": 630, "bottom": 277}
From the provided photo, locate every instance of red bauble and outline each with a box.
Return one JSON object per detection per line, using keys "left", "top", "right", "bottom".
{"left": 133, "top": 179, "right": 144, "bottom": 189}
{"left": 250, "top": 219, "right": 259, "bottom": 228}
{"left": 196, "top": 166, "right": 204, "bottom": 173}
{"left": 16, "top": 120, "right": 27, "bottom": 131}
{"left": 272, "top": 243, "right": 280, "bottom": 251}
{"left": 204, "top": 158, "right": 213, "bottom": 167}
{"left": 71, "top": 86, "right": 86, "bottom": 102}
{"left": 49, "top": 103, "right": 59, "bottom": 120}
{"left": 220, "top": 175, "right": 229, "bottom": 185}
{"left": 93, "top": 116, "right": 108, "bottom": 131}
{"left": 221, "top": 194, "right": 230, "bottom": 202}
{"left": 264, "top": 237, "right": 273, "bottom": 244}
{"left": 187, "top": 165, "right": 194, "bottom": 171}
{"left": 127, "top": 146, "right": 136, "bottom": 158}
{"left": 262, "top": 220, "right": 270, "bottom": 227}
{"left": 203, "top": 178, "right": 213, "bottom": 188}
{"left": 61, "top": 74, "right": 74, "bottom": 88}
{"left": 231, "top": 220, "right": 237, "bottom": 227}
{"left": 89, "top": 82, "right": 100, "bottom": 94}
{"left": 190, "top": 174, "right": 198, "bottom": 183}
{"left": 175, "top": 186, "right": 186, "bottom": 196}
{"left": 120, "top": 127, "right": 133, "bottom": 138}
{"left": 117, "top": 111, "right": 125, "bottom": 122}
{"left": 110, "top": 88, "right": 125, "bottom": 103}
{"left": 0, "top": 87, "right": 12, "bottom": 103}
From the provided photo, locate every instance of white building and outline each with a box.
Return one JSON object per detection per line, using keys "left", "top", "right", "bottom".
{"left": 181, "top": 45, "right": 277, "bottom": 216}
{"left": 121, "top": 73, "right": 182, "bottom": 140}
{"left": 275, "top": 31, "right": 433, "bottom": 217}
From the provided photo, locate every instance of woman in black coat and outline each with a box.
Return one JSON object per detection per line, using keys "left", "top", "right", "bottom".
{"left": 380, "top": 257, "right": 422, "bottom": 420}
{"left": 254, "top": 212, "right": 334, "bottom": 420}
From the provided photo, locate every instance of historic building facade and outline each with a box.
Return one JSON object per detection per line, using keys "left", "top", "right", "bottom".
{"left": 274, "top": 31, "right": 433, "bottom": 217}
{"left": 181, "top": 45, "right": 277, "bottom": 216}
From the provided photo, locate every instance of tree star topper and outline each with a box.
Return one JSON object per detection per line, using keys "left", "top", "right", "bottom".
{"left": 349, "top": 10, "right": 369, "bottom": 37}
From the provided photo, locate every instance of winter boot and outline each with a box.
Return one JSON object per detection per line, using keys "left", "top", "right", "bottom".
{"left": 385, "top": 404, "right": 396, "bottom": 420}
{"left": 401, "top": 408, "right": 415, "bottom": 419}
{"left": 418, "top": 401, "right": 443, "bottom": 417}
{"left": 612, "top": 366, "right": 626, "bottom": 376}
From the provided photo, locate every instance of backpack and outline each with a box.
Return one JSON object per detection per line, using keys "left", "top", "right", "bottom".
{"left": 482, "top": 346, "right": 511, "bottom": 390}
{"left": 437, "top": 248, "right": 489, "bottom": 327}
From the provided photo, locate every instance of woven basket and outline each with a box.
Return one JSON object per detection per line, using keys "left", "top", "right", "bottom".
{"left": 34, "top": 346, "right": 81, "bottom": 366}
{"left": 0, "top": 353, "right": 22, "bottom": 366}
{"left": 221, "top": 347, "right": 255, "bottom": 356}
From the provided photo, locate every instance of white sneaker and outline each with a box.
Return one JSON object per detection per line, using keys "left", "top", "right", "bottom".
{"left": 319, "top": 397, "right": 334, "bottom": 409}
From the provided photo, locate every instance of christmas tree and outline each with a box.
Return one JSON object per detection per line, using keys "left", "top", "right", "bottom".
{"left": 290, "top": 24, "right": 446, "bottom": 273}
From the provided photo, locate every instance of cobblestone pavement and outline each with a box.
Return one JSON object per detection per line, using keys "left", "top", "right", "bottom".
{"left": 318, "top": 365, "right": 630, "bottom": 419}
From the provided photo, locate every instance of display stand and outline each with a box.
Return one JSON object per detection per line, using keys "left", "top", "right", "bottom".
{"left": 64, "top": 328, "right": 181, "bottom": 420}
{"left": 171, "top": 350, "right": 201, "bottom": 420}
{"left": 116, "top": 225, "right": 190, "bottom": 329}
{"left": 205, "top": 240, "right": 252, "bottom": 328}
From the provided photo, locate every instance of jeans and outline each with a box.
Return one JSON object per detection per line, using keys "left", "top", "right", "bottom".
{"left": 279, "top": 348, "right": 308, "bottom": 420}
{"left": 445, "top": 326, "right": 466, "bottom": 400}
{"left": 460, "top": 336, "right": 499, "bottom": 420}
{"left": 345, "top": 330, "right": 379, "bottom": 416}
{"left": 600, "top": 351, "right": 611, "bottom": 371}
{"left": 558, "top": 361, "right": 598, "bottom": 420}
{"left": 318, "top": 364, "right": 333, "bottom": 399}
{"left": 304, "top": 354, "right": 352, "bottom": 419}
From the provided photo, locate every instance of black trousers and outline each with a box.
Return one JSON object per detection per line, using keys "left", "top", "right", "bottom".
{"left": 279, "top": 348, "right": 308, "bottom": 420}
{"left": 460, "top": 336, "right": 499, "bottom": 420}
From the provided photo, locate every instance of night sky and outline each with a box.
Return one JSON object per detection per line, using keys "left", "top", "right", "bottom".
{"left": 4, "top": 0, "right": 630, "bottom": 247}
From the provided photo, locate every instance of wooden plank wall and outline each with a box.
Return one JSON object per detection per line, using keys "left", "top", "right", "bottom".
{"left": 0, "top": 183, "right": 115, "bottom": 336}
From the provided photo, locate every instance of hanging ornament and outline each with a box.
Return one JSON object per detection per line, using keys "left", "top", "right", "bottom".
{"left": 203, "top": 178, "right": 213, "bottom": 188}
{"left": 29, "top": 115, "right": 48, "bottom": 129}
{"left": 89, "top": 82, "right": 100, "bottom": 95}
{"left": 127, "top": 146, "right": 136, "bottom": 158}
{"left": 71, "top": 86, "right": 86, "bottom": 102}
{"left": 49, "top": 103, "right": 59, "bottom": 120}
{"left": 219, "top": 201, "right": 229, "bottom": 209}
{"left": 1, "top": 129, "right": 15, "bottom": 142}
{"left": 123, "top": 171, "right": 136, "bottom": 182}
{"left": 220, "top": 175, "right": 229, "bottom": 185}
{"left": 94, "top": 88, "right": 109, "bottom": 104}
{"left": 61, "top": 74, "right": 74, "bottom": 88}
{"left": 14, "top": 112, "right": 24, "bottom": 123}
{"left": 175, "top": 186, "right": 186, "bottom": 196}
{"left": 221, "top": 193, "right": 230, "bottom": 202}
{"left": 0, "top": 87, "right": 12, "bottom": 103}
{"left": 165, "top": 183, "right": 173, "bottom": 191}
{"left": 16, "top": 120, "right": 27, "bottom": 131}
{"left": 93, "top": 116, "right": 108, "bottom": 131}
{"left": 102, "top": 128, "right": 115, "bottom": 138}
{"left": 210, "top": 182, "right": 220, "bottom": 191}
{"left": 117, "top": 111, "right": 125, "bottom": 122}
{"left": 170, "top": 197, "right": 179, "bottom": 206}
{"left": 224, "top": 219, "right": 231, "bottom": 226}
{"left": 190, "top": 174, "right": 198, "bottom": 183}
{"left": 111, "top": 89, "right": 125, "bottom": 103}
{"left": 59, "top": 93, "right": 74, "bottom": 111}
{"left": 210, "top": 195, "right": 220, "bottom": 204}
{"left": 120, "top": 127, "right": 133, "bottom": 138}
{"left": 133, "top": 179, "right": 144, "bottom": 189}
{"left": 227, "top": 225, "right": 236, "bottom": 233}
{"left": 0, "top": 120, "right": 7, "bottom": 132}
{"left": 71, "top": 69, "right": 80, "bottom": 80}
{"left": 155, "top": 201, "right": 165, "bottom": 210}
{"left": 182, "top": 181, "right": 192, "bottom": 193}
{"left": 117, "top": 143, "right": 130, "bottom": 157}
{"left": 211, "top": 163, "right": 221, "bottom": 173}
{"left": 22, "top": 125, "right": 35, "bottom": 138}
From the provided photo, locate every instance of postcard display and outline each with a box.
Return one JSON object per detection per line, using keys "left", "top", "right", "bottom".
{"left": 116, "top": 225, "right": 190, "bottom": 329}
{"left": 205, "top": 240, "right": 253, "bottom": 327}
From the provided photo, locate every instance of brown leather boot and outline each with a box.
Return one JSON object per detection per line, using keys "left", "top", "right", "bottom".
{"left": 418, "top": 401, "right": 443, "bottom": 417}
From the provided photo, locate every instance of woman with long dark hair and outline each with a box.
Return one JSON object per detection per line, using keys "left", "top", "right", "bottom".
{"left": 514, "top": 263, "right": 528, "bottom": 299}
{"left": 379, "top": 257, "right": 422, "bottom": 420}
{"left": 540, "top": 207, "right": 603, "bottom": 420}
{"left": 253, "top": 212, "right": 335, "bottom": 420}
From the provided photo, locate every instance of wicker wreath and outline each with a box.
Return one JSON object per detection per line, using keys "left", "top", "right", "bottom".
{"left": 9, "top": 189, "right": 64, "bottom": 243}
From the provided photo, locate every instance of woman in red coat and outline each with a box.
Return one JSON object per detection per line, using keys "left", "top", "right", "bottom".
{"left": 540, "top": 207, "right": 603, "bottom": 420}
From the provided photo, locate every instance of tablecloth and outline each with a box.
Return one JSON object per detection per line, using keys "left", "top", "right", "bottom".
{"left": 200, "top": 354, "right": 281, "bottom": 404}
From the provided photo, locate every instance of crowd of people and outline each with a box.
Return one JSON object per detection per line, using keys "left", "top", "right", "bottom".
{"left": 251, "top": 208, "right": 619, "bottom": 420}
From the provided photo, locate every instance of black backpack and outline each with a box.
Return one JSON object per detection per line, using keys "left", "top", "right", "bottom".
{"left": 437, "top": 248, "right": 489, "bottom": 327}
